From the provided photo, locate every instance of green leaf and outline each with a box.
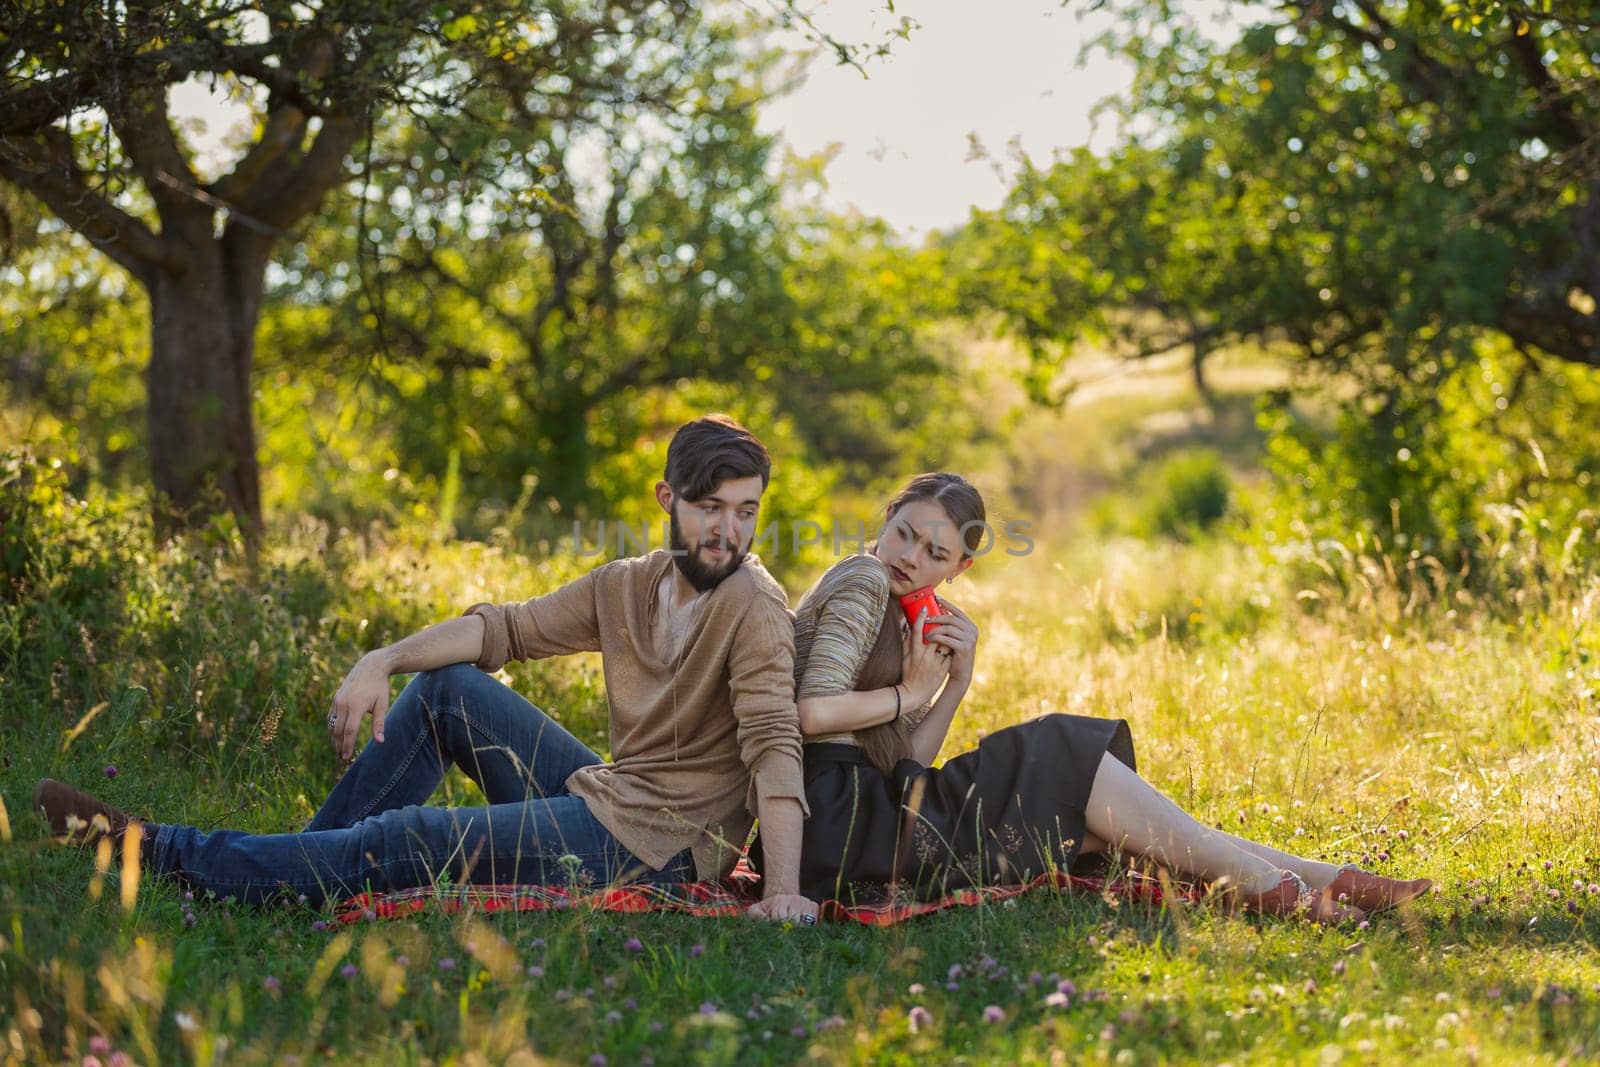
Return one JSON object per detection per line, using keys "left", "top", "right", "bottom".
{"left": 441, "top": 14, "right": 477, "bottom": 41}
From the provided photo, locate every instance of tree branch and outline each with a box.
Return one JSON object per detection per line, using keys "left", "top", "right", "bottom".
{"left": 1284, "top": 0, "right": 1459, "bottom": 107}
{"left": 1498, "top": 297, "right": 1600, "bottom": 367}
{"left": 526, "top": 146, "right": 589, "bottom": 372}
{"left": 1112, "top": 324, "right": 1220, "bottom": 362}
{"left": 1302, "top": 314, "right": 1383, "bottom": 362}
{"left": 1505, "top": 29, "right": 1588, "bottom": 149}
{"left": 409, "top": 250, "right": 542, "bottom": 355}
{"left": 598, "top": 315, "right": 700, "bottom": 398}
{"left": 105, "top": 86, "right": 203, "bottom": 222}
{"left": 0, "top": 128, "right": 178, "bottom": 280}
{"left": 593, "top": 149, "right": 642, "bottom": 313}
{"left": 0, "top": 42, "right": 285, "bottom": 136}
{"left": 208, "top": 31, "right": 343, "bottom": 204}
{"left": 207, "top": 106, "right": 310, "bottom": 205}
{"left": 237, "top": 114, "right": 362, "bottom": 230}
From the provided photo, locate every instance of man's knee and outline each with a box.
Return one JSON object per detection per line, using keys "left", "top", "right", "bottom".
{"left": 415, "top": 662, "right": 492, "bottom": 707}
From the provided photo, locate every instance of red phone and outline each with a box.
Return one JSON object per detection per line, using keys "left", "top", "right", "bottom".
{"left": 898, "top": 586, "right": 942, "bottom": 644}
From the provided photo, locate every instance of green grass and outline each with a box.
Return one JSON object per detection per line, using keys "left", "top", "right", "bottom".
{"left": 5, "top": 439, "right": 1600, "bottom": 1065}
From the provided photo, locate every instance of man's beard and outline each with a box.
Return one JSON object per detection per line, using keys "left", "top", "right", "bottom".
{"left": 669, "top": 507, "right": 746, "bottom": 592}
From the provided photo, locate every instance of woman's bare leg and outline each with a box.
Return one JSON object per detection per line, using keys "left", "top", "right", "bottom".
{"left": 1082, "top": 754, "right": 1288, "bottom": 893}
{"left": 1212, "top": 832, "right": 1342, "bottom": 891}
{"left": 1220, "top": 831, "right": 1429, "bottom": 912}
{"left": 1080, "top": 756, "right": 1342, "bottom": 887}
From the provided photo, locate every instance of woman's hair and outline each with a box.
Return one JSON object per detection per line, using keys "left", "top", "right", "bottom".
{"left": 840, "top": 473, "right": 988, "bottom": 776}
{"left": 664, "top": 414, "right": 771, "bottom": 502}
{"left": 883, "top": 472, "right": 987, "bottom": 558}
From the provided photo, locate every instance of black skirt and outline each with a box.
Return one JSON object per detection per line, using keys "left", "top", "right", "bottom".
{"left": 784, "top": 714, "right": 1136, "bottom": 904}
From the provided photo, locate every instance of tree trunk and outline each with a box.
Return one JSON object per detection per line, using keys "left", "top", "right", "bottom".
{"left": 534, "top": 384, "right": 596, "bottom": 513}
{"left": 1187, "top": 313, "right": 1218, "bottom": 413}
{"left": 144, "top": 227, "right": 271, "bottom": 534}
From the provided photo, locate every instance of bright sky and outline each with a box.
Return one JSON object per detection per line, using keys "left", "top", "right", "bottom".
{"left": 166, "top": 3, "right": 1245, "bottom": 238}
{"left": 758, "top": 0, "right": 1138, "bottom": 236}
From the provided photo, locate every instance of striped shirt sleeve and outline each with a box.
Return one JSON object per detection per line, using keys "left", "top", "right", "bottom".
{"left": 797, "top": 555, "right": 891, "bottom": 698}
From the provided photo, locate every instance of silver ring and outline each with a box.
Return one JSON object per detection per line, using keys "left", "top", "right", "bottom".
{"left": 327, "top": 712, "right": 338, "bottom": 730}
{"left": 800, "top": 913, "right": 817, "bottom": 926}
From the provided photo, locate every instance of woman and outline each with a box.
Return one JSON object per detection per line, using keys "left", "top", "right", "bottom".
{"left": 777, "top": 473, "right": 1431, "bottom": 921}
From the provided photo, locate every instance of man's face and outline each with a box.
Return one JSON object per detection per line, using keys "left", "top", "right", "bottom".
{"left": 663, "top": 474, "right": 766, "bottom": 592}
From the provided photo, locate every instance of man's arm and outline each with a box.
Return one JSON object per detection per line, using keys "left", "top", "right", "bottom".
{"left": 327, "top": 565, "right": 604, "bottom": 761}
{"left": 327, "top": 614, "right": 486, "bottom": 761}
{"left": 725, "top": 590, "right": 817, "bottom": 920}
{"left": 744, "top": 794, "right": 813, "bottom": 921}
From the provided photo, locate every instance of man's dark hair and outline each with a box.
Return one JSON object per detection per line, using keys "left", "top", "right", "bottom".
{"left": 664, "top": 414, "right": 771, "bottom": 502}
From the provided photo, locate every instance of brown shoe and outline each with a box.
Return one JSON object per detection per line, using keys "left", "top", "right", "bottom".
{"left": 1322, "top": 865, "right": 1432, "bottom": 914}
{"left": 32, "top": 778, "right": 140, "bottom": 846}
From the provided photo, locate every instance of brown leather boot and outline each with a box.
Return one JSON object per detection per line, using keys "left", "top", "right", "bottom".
{"left": 33, "top": 778, "right": 142, "bottom": 847}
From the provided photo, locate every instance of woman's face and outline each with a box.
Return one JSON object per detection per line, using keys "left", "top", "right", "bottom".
{"left": 874, "top": 498, "right": 973, "bottom": 595}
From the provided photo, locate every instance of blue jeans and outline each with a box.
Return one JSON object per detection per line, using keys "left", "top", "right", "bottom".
{"left": 147, "top": 664, "right": 693, "bottom": 906}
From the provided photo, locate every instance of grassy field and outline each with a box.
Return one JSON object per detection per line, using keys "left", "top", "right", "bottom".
{"left": 5, "top": 364, "right": 1600, "bottom": 1064}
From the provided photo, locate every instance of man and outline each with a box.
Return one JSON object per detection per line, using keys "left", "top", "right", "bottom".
{"left": 34, "top": 415, "right": 818, "bottom": 922}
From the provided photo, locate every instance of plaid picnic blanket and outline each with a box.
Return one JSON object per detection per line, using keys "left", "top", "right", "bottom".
{"left": 332, "top": 863, "right": 1198, "bottom": 926}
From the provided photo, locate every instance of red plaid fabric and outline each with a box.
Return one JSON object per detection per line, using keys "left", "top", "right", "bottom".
{"left": 332, "top": 862, "right": 1198, "bottom": 926}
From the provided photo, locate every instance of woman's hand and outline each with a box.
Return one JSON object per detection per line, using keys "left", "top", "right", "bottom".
{"left": 900, "top": 606, "right": 952, "bottom": 708}
{"left": 927, "top": 597, "right": 979, "bottom": 686}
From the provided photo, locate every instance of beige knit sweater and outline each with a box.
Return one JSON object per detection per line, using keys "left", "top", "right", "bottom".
{"left": 465, "top": 550, "right": 806, "bottom": 879}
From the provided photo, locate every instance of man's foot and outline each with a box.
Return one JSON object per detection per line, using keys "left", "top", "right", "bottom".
{"left": 1322, "top": 865, "right": 1432, "bottom": 914}
{"left": 32, "top": 778, "right": 141, "bottom": 847}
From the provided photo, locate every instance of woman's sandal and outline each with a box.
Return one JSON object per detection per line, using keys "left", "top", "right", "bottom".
{"left": 1320, "top": 864, "right": 1432, "bottom": 914}
{"left": 1238, "top": 870, "right": 1367, "bottom": 923}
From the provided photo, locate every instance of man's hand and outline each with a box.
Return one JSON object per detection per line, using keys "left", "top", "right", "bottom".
{"left": 747, "top": 893, "right": 819, "bottom": 924}
{"left": 327, "top": 651, "right": 392, "bottom": 762}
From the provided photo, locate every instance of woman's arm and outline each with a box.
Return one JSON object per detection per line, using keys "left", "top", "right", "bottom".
{"left": 797, "top": 601, "right": 950, "bottom": 734}
{"left": 906, "top": 674, "right": 969, "bottom": 764}
{"left": 905, "top": 597, "right": 981, "bottom": 764}
{"left": 797, "top": 681, "right": 928, "bottom": 735}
